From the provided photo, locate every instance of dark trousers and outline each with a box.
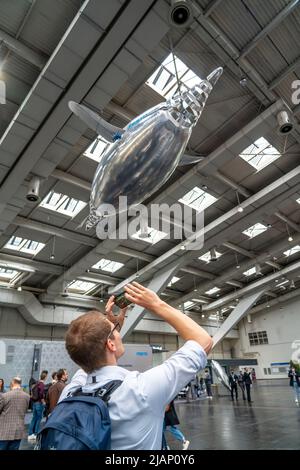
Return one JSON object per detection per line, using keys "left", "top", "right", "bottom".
{"left": 238, "top": 382, "right": 246, "bottom": 400}
{"left": 231, "top": 383, "right": 238, "bottom": 400}
{"left": 245, "top": 383, "right": 252, "bottom": 402}
{"left": 0, "top": 439, "right": 21, "bottom": 450}
{"left": 206, "top": 383, "right": 212, "bottom": 397}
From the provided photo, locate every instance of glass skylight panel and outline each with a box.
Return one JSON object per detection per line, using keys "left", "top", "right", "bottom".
{"left": 4, "top": 236, "right": 45, "bottom": 255}
{"left": 276, "top": 280, "right": 289, "bottom": 287}
{"left": 199, "top": 250, "right": 222, "bottom": 263}
{"left": 208, "top": 314, "right": 219, "bottom": 320}
{"left": 131, "top": 226, "right": 168, "bottom": 245}
{"left": 146, "top": 53, "right": 203, "bottom": 99}
{"left": 205, "top": 287, "right": 220, "bottom": 295}
{"left": 67, "top": 280, "right": 97, "bottom": 294}
{"left": 179, "top": 186, "right": 217, "bottom": 212}
{"left": 183, "top": 301, "right": 196, "bottom": 310}
{"left": 168, "top": 276, "right": 180, "bottom": 287}
{"left": 84, "top": 137, "right": 110, "bottom": 162}
{"left": 40, "top": 191, "right": 87, "bottom": 217}
{"left": 283, "top": 245, "right": 300, "bottom": 257}
{"left": 243, "top": 267, "right": 256, "bottom": 277}
{"left": 240, "top": 137, "right": 281, "bottom": 171}
{"left": 242, "top": 222, "right": 268, "bottom": 239}
{"left": 92, "top": 259, "right": 124, "bottom": 273}
{"left": 0, "top": 268, "right": 19, "bottom": 281}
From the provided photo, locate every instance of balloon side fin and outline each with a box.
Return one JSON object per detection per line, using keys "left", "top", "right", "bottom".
{"left": 178, "top": 153, "right": 205, "bottom": 166}
{"left": 68, "top": 101, "right": 124, "bottom": 143}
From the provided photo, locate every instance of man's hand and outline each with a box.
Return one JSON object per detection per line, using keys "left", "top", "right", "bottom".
{"left": 124, "top": 282, "right": 163, "bottom": 312}
{"left": 105, "top": 295, "right": 127, "bottom": 329}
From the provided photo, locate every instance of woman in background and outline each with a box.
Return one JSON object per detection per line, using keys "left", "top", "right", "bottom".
{"left": 162, "top": 400, "right": 190, "bottom": 450}
{"left": 0, "top": 378, "right": 5, "bottom": 394}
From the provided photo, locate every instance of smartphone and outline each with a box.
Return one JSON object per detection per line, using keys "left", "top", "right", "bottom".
{"left": 114, "top": 292, "right": 132, "bottom": 309}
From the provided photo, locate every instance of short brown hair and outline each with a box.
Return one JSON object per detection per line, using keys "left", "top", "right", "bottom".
{"left": 65, "top": 310, "right": 111, "bottom": 373}
{"left": 56, "top": 369, "right": 66, "bottom": 380}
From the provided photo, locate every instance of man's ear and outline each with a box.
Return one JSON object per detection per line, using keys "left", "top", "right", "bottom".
{"left": 106, "top": 338, "right": 117, "bottom": 353}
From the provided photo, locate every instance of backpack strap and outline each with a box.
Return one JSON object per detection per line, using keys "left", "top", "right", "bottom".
{"left": 71, "top": 380, "right": 123, "bottom": 403}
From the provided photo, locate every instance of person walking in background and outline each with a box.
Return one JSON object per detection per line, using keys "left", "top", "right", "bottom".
{"left": 46, "top": 369, "right": 68, "bottom": 416}
{"left": 162, "top": 400, "right": 190, "bottom": 450}
{"left": 238, "top": 370, "right": 246, "bottom": 400}
{"left": 251, "top": 368, "right": 256, "bottom": 382}
{"left": 204, "top": 369, "right": 213, "bottom": 399}
{"left": 243, "top": 368, "right": 253, "bottom": 403}
{"left": 0, "top": 377, "right": 30, "bottom": 450}
{"left": 0, "top": 379, "right": 5, "bottom": 394}
{"left": 28, "top": 377, "right": 36, "bottom": 412}
{"left": 288, "top": 366, "right": 300, "bottom": 405}
{"left": 186, "top": 375, "right": 197, "bottom": 402}
{"left": 44, "top": 371, "right": 58, "bottom": 419}
{"left": 229, "top": 370, "right": 239, "bottom": 401}
{"left": 28, "top": 370, "right": 48, "bottom": 441}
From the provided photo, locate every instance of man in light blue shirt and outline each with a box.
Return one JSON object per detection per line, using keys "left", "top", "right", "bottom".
{"left": 60, "top": 282, "right": 212, "bottom": 450}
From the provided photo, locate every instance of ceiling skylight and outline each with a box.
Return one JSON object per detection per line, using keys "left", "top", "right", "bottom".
{"left": 199, "top": 250, "right": 222, "bottom": 263}
{"left": 146, "top": 53, "right": 203, "bottom": 99}
{"left": 283, "top": 245, "right": 300, "bottom": 257}
{"left": 242, "top": 222, "right": 268, "bottom": 239}
{"left": 297, "top": 198, "right": 300, "bottom": 205}
{"left": 131, "top": 226, "right": 168, "bottom": 245}
{"left": 179, "top": 186, "right": 217, "bottom": 212}
{"left": 240, "top": 137, "right": 281, "bottom": 172}
{"left": 243, "top": 267, "right": 256, "bottom": 277}
{"left": 205, "top": 287, "right": 220, "bottom": 295}
{"left": 40, "top": 191, "right": 87, "bottom": 217}
{"left": 183, "top": 301, "right": 196, "bottom": 310}
{"left": 4, "top": 236, "right": 45, "bottom": 255}
{"left": 168, "top": 276, "right": 180, "bottom": 287}
{"left": 84, "top": 137, "right": 110, "bottom": 162}
{"left": 0, "top": 268, "right": 20, "bottom": 282}
{"left": 92, "top": 259, "right": 124, "bottom": 273}
{"left": 208, "top": 314, "right": 219, "bottom": 321}
{"left": 67, "top": 280, "right": 97, "bottom": 294}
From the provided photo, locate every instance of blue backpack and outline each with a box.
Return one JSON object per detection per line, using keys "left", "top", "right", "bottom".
{"left": 35, "top": 380, "right": 122, "bottom": 450}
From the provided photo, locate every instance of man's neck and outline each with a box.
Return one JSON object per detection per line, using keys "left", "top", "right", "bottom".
{"left": 11, "top": 386, "right": 21, "bottom": 390}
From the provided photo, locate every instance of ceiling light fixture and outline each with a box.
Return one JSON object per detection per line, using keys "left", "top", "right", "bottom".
{"left": 50, "top": 236, "right": 56, "bottom": 261}
{"left": 286, "top": 224, "right": 294, "bottom": 242}
{"left": 255, "top": 263, "right": 262, "bottom": 276}
{"left": 236, "top": 191, "right": 244, "bottom": 213}
{"left": 210, "top": 246, "right": 218, "bottom": 262}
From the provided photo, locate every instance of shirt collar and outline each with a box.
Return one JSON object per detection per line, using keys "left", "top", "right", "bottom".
{"left": 86, "top": 366, "right": 130, "bottom": 385}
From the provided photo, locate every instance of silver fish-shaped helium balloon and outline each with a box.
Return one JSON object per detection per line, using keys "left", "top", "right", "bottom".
{"left": 69, "top": 67, "right": 223, "bottom": 229}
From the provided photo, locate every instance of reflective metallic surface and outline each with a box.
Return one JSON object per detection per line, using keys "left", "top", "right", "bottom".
{"left": 69, "top": 67, "right": 223, "bottom": 229}
{"left": 211, "top": 359, "right": 231, "bottom": 391}
{"left": 90, "top": 103, "right": 192, "bottom": 218}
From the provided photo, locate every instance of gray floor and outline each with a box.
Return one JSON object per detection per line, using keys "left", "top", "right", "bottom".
{"left": 20, "top": 379, "right": 300, "bottom": 450}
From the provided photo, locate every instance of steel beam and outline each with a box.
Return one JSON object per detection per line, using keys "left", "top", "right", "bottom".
{"left": 203, "top": 257, "right": 300, "bottom": 311}
{"left": 239, "top": 0, "right": 300, "bottom": 59}
{"left": 212, "top": 290, "right": 265, "bottom": 347}
{"left": 0, "top": 28, "right": 47, "bottom": 69}
{"left": 268, "top": 56, "right": 300, "bottom": 91}
{"left": 14, "top": 216, "right": 97, "bottom": 247}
